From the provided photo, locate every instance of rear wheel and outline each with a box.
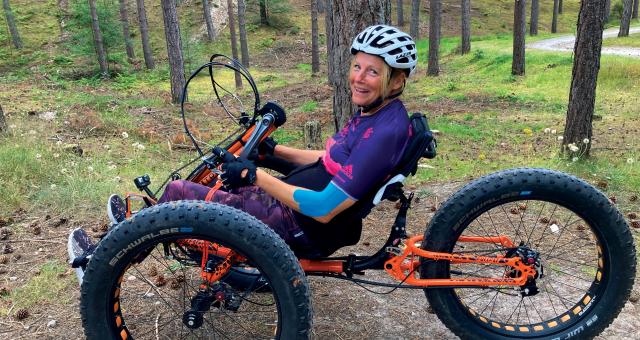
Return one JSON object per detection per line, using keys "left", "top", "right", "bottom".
{"left": 421, "top": 168, "right": 636, "bottom": 339}
{"left": 80, "top": 201, "right": 312, "bottom": 339}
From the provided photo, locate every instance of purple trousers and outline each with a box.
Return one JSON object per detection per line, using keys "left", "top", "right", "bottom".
{"left": 158, "top": 180, "right": 313, "bottom": 252}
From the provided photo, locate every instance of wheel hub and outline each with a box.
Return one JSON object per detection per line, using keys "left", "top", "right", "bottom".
{"left": 506, "top": 245, "right": 543, "bottom": 297}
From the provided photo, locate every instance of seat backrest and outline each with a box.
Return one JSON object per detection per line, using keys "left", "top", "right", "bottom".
{"left": 370, "top": 112, "right": 436, "bottom": 205}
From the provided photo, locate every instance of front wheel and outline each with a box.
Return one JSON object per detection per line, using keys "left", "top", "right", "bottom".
{"left": 80, "top": 201, "right": 312, "bottom": 339}
{"left": 421, "top": 168, "right": 636, "bottom": 339}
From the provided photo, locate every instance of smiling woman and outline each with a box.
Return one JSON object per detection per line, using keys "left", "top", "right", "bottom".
{"left": 95, "top": 24, "right": 420, "bottom": 259}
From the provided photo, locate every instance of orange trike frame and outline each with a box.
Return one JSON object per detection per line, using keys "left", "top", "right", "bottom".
{"left": 125, "top": 119, "right": 538, "bottom": 290}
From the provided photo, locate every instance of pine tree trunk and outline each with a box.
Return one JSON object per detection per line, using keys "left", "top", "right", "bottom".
{"left": 311, "top": 0, "right": 320, "bottom": 74}
{"left": 633, "top": 0, "right": 638, "bottom": 19}
{"left": 161, "top": 0, "right": 186, "bottom": 103}
{"left": 119, "top": 0, "right": 135, "bottom": 61}
{"left": 202, "top": 0, "right": 215, "bottom": 41}
{"left": 558, "top": 0, "right": 563, "bottom": 14}
{"left": 530, "top": 0, "right": 538, "bottom": 35}
{"left": 260, "top": 0, "right": 268, "bottom": 25}
{"left": 3, "top": 0, "right": 22, "bottom": 49}
{"left": 619, "top": 0, "right": 632, "bottom": 37}
{"left": 428, "top": 0, "right": 441, "bottom": 76}
{"left": 227, "top": 0, "right": 242, "bottom": 89}
{"left": 317, "top": 0, "right": 325, "bottom": 13}
{"left": 397, "top": 0, "right": 404, "bottom": 26}
{"left": 552, "top": 0, "right": 559, "bottom": 33}
{"left": 136, "top": 0, "right": 154, "bottom": 69}
{"left": 563, "top": 0, "right": 607, "bottom": 157}
{"left": 0, "top": 104, "right": 6, "bottom": 133}
{"left": 410, "top": 0, "right": 420, "bottom": 39}
{"left": 604, "top": 0, "right": 610, "bottom": 21}
{"left": 88, "top": 0, "right": 109, "bottom": 77}
{"left": 325, "top": 0, "right": 391, "bottom": 132}
{"left": 57, "top": 0, "right": 70, "bottom": 41}
{"left": 238, "top": 0, "right": 250, "bottom": 66}
{"left": 461, "top": 0, "right": 471, "bottom": 54}
{"left": 512, "top": 0, "right": 526, "bottom": 76}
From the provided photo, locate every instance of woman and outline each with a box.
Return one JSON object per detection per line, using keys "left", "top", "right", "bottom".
{"left": 110, "top": 24, "right": 418, "bottom": 257}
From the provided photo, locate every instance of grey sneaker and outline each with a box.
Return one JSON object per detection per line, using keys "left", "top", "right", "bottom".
{"left": 67, "top": 227, "right": 96, "bottom": 285}
{"left": 107, "top": 194, "right": 127, "bottom": 225}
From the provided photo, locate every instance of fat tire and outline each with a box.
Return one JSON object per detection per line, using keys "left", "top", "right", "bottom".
{"left": 80, "top": 200, "right": 312, "bottom": 339}
{"left": 421, "top": 168, "right": 636, "bottom": 339}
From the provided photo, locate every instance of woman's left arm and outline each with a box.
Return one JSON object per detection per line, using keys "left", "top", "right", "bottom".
{"left": 254, "top": 169, "right": 356, "bottom": 224}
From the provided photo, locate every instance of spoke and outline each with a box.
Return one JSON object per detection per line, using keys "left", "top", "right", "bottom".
{"left": 506, "top": 298, "right": 524, "bottom": 324}
{"left": 533, "top": 204, "right": 560, "bottom": 247}
{"left": 499, "top": 205, "right": 524, "bottom": 243}
{"left": 478, "top": 290, "right": 500, "bottom": 317}
{"left": 528, "top": 295, "right": 546, "bottom": 323}
{"left": 546, "top": 266, "right": 594, "bottom": 284}
{"left": 544, "top": 281, "right": 573, "bottom": 308}
{"left": 525, "top": 201, "right": 547, "bottom": 246}
{"left": 522, "top": 296, "right": 532, "bottom": 325}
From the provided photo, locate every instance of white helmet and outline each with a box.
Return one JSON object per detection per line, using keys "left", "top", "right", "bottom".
{"left": 351, "top": 25, "right": 418, "bottom": 77}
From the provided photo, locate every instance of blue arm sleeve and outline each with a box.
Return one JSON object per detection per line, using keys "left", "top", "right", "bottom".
{"left": 293, "top": 182, "right": 349, "bottom": 218}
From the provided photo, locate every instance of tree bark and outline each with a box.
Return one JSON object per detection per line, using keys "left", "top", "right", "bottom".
{"left": 428, "top": 0, "right": 441, "bottom": 76}
{"left": 604, "top": 0, "right": 610, "bottom": 22}
{"left": 512, "top": 0, "right": 526, "bottom": 76}
{"left": 0, "top": 104, "right": 6, "bottom": 133}
{"left": 325, "top": 0, "right": 391, "bottom": 132}
{"left": 88, "top": 0, "right": 109, "bottom": 77}
{"left": 530, "top": 0, "right": 538, "bottom": 36}
{"left": 461, "top": 0, "right": 471, "bottom": 54}
{"left": 619, "top": 0, "right": 632, "bottom": 37}
{"left": 410, "top": 0, "right": 420, "bottom": 39}
{"left": 119, "top": 0, "right": 135, "bottom": 61}
{"left": 311, "top": 0, "right": 320, "bottom": 74}
{"left": 202, "top": 0, "right": 215, "bottom": 41}
{"left": 3, "top": 0, "right": 22, "bottom": 49}
{"left": 161, "top": 0, "right": 186, "bottom": 103}
{"left": 551, "top": 0, "right": 559, "bottom": 33}
{"left": 558, "top": 0, "right": 563, "bottom": 14}
{"left": 304, "top": 121, "right": 322, "bottom": 149}
{"left": 563, "top": 0, "right": 607, "bottom": 157}
{"left": 227, "top": 0, "right": 242, "bottom": 89}
{"left": 397, "top": 0, "right": 404, "bottom": 26}
{"left": 633, "top": 0, "right": 638, "bottom": 19}
{"left": 259, "top": 0, "right": 268, "bottom": 25}
{"left": 57, "top": 0, "right": 70, "bottom": 41}
{"left": 317, "top": 0, "right": 325, "bottom": 13}
{"left": 238, "top": 0, "right": 250, "bottom": 67}
{"left": 136, "top": 0, "right": 155, "bottom": 69}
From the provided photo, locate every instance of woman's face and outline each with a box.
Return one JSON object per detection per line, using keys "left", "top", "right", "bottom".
{"left": 349, "top": 52, "right": 386, "bottom": 107}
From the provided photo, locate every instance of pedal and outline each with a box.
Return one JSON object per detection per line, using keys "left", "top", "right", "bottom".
{"left": 67, "top": 227, "right": 96, "bottom": 286}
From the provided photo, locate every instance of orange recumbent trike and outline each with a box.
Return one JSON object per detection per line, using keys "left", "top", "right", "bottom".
{"left": 77, "top": 55, "right": 636, "bottom": 339}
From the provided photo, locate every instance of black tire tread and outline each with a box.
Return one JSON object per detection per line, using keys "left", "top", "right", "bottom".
{"left": 80, "top": 200, "right": 312, "bottom": 339}
{"left": 422, "top": 168, "right": 636, "bottom": 340}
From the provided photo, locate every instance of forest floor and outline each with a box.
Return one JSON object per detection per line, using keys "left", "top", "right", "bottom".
{"left": 528, "top": 26, "right": 640, "bottom": 58}
{"left": 1, "top": 1, "right": 639, "bottom": 338}
{"left": 0, "top": 181, "right": 638, "bottom": 339}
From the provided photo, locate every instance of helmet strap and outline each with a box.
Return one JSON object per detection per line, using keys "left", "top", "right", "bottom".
{"left": 360, "top": 90, "right": 402, "bottom": 114}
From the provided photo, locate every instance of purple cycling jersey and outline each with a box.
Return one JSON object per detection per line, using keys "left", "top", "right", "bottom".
{"left": 322, "top": 99, "right": 411, "bottom": 200}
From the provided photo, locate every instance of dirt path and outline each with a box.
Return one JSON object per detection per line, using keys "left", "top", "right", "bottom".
{"left": 528, "top": 26, "right": 640, "bottom": 58}
{"left": 1, "top": 181, "right": 638, "bottom": 339}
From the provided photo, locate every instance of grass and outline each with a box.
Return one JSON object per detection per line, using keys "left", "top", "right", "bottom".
{"left": 0, "top": 261, "right": 73, "bottom": 317}
{"left": 603, "top": 32, "right": 640, "bottom": 48}
{"left": 0, "top": 0, "right": 637, "bottom": 213}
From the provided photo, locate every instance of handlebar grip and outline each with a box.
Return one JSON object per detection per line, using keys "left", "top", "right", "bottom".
{"left": 239, "top": 113, "right": 276, "bottom": 159}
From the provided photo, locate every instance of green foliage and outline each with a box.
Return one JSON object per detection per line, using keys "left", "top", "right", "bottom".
{"left": 245, "top": 0, "right": 294, "bottom": 29}
{"left": 300, "top": 100, "right": 318, "bottom": 112}
{"left": 66, "top": 0, "right": 127, "bottom": 71}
